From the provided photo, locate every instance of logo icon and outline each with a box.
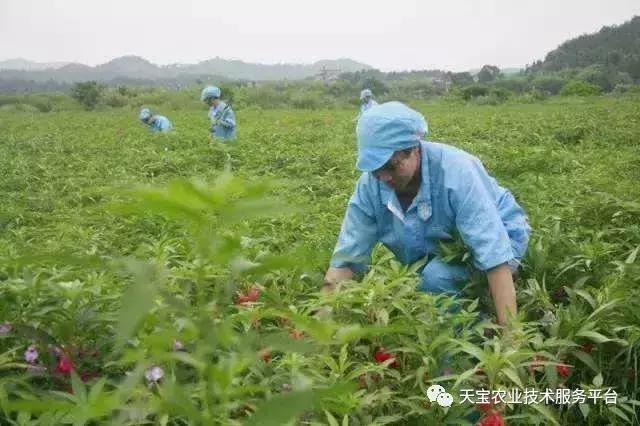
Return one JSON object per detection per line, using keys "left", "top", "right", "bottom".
{"left": 427, "top": 384, "right": 454, "bottom": 407}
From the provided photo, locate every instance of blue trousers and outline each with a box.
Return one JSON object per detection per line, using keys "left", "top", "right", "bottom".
{"left": 417, "top": 257, "right": 470, "bottom": 296}
{"left": 417, "top": 257, "right": 520, "bottom": 296}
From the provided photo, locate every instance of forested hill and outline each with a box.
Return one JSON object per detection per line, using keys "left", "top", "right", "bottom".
{"left": 528, "top": 15, "right": 640, "bottom": 80}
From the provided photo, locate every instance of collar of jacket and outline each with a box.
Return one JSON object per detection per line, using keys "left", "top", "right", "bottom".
{"left": 378, "top": 141, "right": 432, "bottom": 223}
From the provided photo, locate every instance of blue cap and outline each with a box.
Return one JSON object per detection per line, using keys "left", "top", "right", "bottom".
{"left": 360, "top": 88, "right": 372, "bottom": 100}
{"left": 356, "top": 101, "right": 428, "bottom": 172}
{"left": 201, "top": 86, "right": 221, "bottom": 101}
{"left": 139, "top": 108, "right": 152, "bottom": 121}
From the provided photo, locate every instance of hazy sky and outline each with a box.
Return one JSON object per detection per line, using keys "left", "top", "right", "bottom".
{"left": 1, "top": 0, "right": 639, "bottom": 71}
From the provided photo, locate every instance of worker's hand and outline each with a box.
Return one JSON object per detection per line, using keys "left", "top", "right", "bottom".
{"left": 500, "top": 317, "right": 525, "bottom": 349}
{"left": 324, "top": 267, "right": 354, "bottom": 286}
{"left": 321, "top": 281, "right": 336, "bottom": 294}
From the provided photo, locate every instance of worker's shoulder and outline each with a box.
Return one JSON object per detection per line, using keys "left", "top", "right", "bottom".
{"left": 351, "top": 172, "right": 384, "bottom": 202}
{"left": 425, "top": 141, "right": 479, "bottom": 168}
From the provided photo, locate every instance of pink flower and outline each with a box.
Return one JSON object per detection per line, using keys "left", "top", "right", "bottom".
{"left": 173, "top": 340, "right": 184, "bottom": 351}
{"left": 24, "top": 345, "right": 38, "bottom": 363}
{"left": 0, "top": 323, "right": 12, "bottom": 334}
{"left": 145, "top": 366, "right": 164, "bottom": 384}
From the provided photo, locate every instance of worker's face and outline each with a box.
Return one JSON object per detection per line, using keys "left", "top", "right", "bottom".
{"left": 372, "top": 147, "right": 420, "bottom": 191}
{"left": 207, "top": 98, "right": 220, "bottom": 107}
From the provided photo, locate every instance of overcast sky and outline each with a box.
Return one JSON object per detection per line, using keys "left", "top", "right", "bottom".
{"left": 1, "top": 0, "right": 639, "bottom": 72}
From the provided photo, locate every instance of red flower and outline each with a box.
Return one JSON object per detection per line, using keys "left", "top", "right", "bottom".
{"left": 235, "top": 286, "right": 260, "bottom": 305}
{"left": 556, "top": 363, "right": 572, "bottom": 377}
{"left": 56, "top": 354, "right": 74, "bottom": 375}
{"left": 373, "top": 348, "right": 398, "bottom": 367}
{"left": 478, "top": 411, "right": 505, "bottom": 426}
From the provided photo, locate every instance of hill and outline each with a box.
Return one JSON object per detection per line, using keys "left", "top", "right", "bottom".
{"left": 528, "top": 15, "right": 640, "bottom": 81}
{"left": 0, "top": 55, "right": 372, "bottom": 83}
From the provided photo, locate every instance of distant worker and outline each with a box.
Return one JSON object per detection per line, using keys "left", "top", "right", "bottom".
{"left": 139, "top": 108, "right": 172, "bottom": 133}
{"left": 360, "top": 89, "right": 378, "bottom": 113}
{"left": 200, "top": 86, "right": 236, "bottom": 141}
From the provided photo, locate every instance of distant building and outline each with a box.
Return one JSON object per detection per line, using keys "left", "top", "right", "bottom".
{"left": 315, "top": 66, "right": 341, "bottom": 84}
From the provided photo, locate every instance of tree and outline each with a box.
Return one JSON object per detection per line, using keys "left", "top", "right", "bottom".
{"left": 361, "top": 77, "right": 388, "bottom": 96}
{"left": 477, "top": 65, "right": 501, "bottom": 83}
{"left": 447, "top": 71, "right": 474, "bottom": 86}
{"left": 70, "top": 81, "right": 103, "bottom": 109}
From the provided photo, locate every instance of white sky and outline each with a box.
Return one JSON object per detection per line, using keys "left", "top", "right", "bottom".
{"left": 1, "top": 0, "right": 639, "bottom": 72}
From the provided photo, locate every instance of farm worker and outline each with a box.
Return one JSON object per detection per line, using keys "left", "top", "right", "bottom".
{"left": 139, "top": 108, "right": 172, "bottom": 133}
{"left": 324, "top": 101, "right": 530, "bottom": 326}
{"left": 200, "top": 86, "right": 236, "bottom": 141}
{"left": 360, "top": 89, "right": 377, "bottom": 113}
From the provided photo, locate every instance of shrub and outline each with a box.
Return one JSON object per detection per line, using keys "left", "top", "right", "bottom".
{"left": 531, "top": 75, "right": 566, "bottom": 95}
{"left": 461, "top": 85, "right": 490, "bottom": 100}
{"left": 559, "top": 80, "right": 602, "bottom": 96}
{"left": 70, "top": 81, "right": 104, "bottom": 109}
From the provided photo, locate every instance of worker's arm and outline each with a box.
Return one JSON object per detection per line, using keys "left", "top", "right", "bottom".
{"left": 218, "top": 108, "right": 236, "bottom": 128}
{"left": 487, "top": 263, "right": 517, "bottom": 326}
{"left": 325, "top": 175, "right": 378, "bottom": 293}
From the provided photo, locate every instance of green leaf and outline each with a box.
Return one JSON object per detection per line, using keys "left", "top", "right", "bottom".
{"left": 171, "top": 352, "right": 206, "bottom": 371}
{"left": 586, "top": 300, "right": 619, "bottom": 322}
{"left": 571, "top": 350, "right": 599, "bottom": 374}
{"left": 593, "top": 373, "right": 603, "bottom": 387}
{"left": 573, "top": 290, "right": 596, "bottom": 309}
{"left": 575, "top": 330, "right": 613, "bottom": 344}
{"left": 578, "top": 403, "right": 590, "bottom": 419}
{"left": 87, "top": 378, "right": 107, "bottom": 405}
{"left": 114, "top": 258, "right": 166, "bottom": 352}
{"left": 69, "top": 371, "right": 87, "bottom": 403}
{"left": 530, "top": 403, "right": 560, "bottom": 425}
{"left": 325, "top": 410, "right": 340, "bottom": 426}
{"left": 245, "top": 390, "right": 315, "bottom": 426}
{"left": 501, "top": 367, "right": 524, "bottom": 388}
{"left": 455, "top": 341, "right": 486, "bottom": 362}
{"left": 609, "top": 406, "right": 630, "bottom": 423}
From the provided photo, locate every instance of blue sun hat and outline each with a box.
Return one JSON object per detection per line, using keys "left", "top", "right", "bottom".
{"left": 139, "top": 108, "right": 152, "bottom": 122}
{"left": 200, "top": 86, "right": 221, "bottom": 101}
{"left": 356, "top": 101, "right": 429, "bottom": 172}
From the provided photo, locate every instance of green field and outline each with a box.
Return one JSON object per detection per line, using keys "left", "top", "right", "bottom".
{"left": 1, "top": 97, "right": 639, "bottom": 425}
